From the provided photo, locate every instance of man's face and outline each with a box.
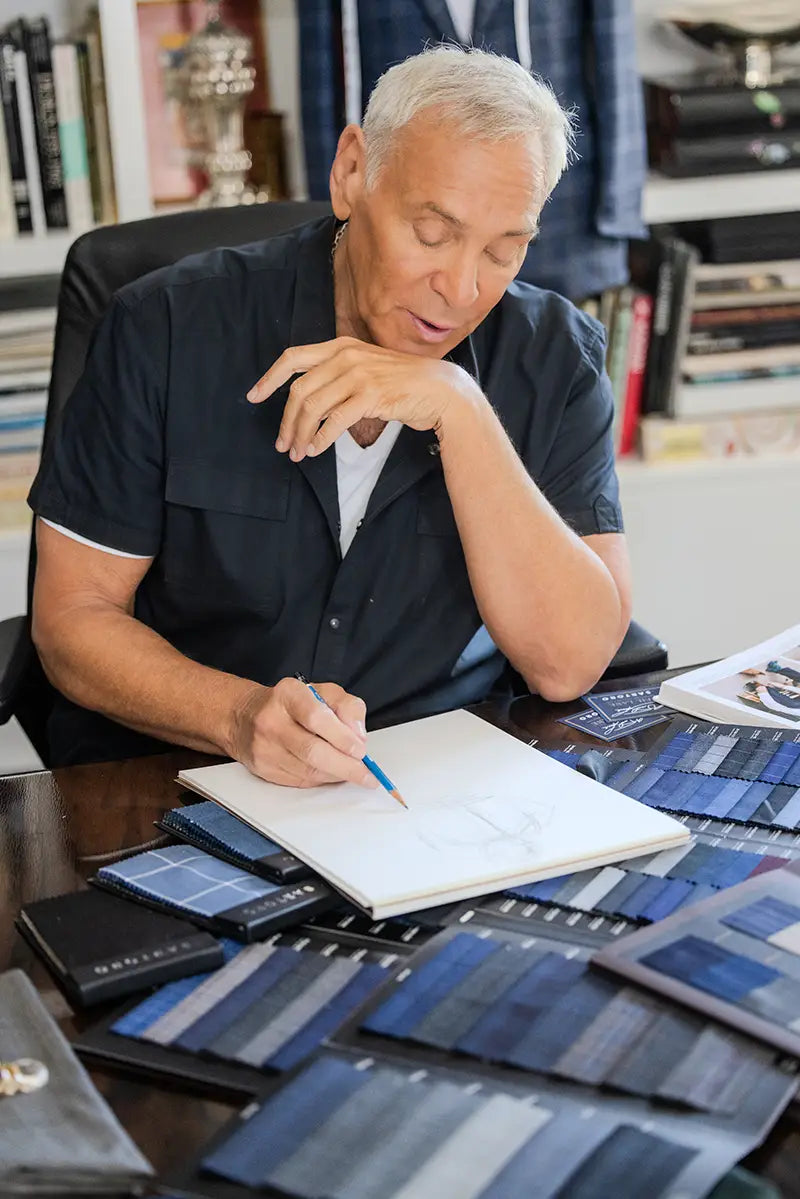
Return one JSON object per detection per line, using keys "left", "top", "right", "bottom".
{"left": 334, "top": 113, "right": 543, "bottom": 358}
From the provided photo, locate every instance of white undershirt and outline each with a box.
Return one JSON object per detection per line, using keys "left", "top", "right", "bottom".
{"left": 41, "top": 422, "right": 403, "bottom": 561}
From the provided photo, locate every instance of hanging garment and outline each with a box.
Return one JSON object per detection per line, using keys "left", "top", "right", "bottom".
{"left": 297, "top": 0, "right": 647, "bottom": 299}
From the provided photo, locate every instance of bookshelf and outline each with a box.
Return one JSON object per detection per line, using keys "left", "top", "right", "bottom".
{"left": 643, "top": 169, "right": 800, "bottom": 225}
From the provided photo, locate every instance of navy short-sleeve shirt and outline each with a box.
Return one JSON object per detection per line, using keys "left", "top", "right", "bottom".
{"left": 30, "top": 216, "right": 623, "bottom": 763}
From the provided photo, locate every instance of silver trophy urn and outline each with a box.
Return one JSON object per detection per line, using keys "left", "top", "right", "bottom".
{"left": 664, "top": 2, "right": 800, "bottom": 87}
{"left": 179, "top": 1, "right": 269, "bottom": 207}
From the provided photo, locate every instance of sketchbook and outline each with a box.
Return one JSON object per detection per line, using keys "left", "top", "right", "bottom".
{"left": 178, "top": 710, "right": 689, "bottom": 919}
{"left": 658, "top": 623, "right": 800, "bottom": 729}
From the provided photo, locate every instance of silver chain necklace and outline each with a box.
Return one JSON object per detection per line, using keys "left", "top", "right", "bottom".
{"left": 332, "top": 219, "right": 349, "bottom": 260}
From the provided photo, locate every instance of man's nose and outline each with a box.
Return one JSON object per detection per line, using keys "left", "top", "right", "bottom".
{"left": 432, "top": 256, "right": 480, "bottom": 310}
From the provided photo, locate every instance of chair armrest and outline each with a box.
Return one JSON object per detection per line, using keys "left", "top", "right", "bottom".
{"left": 0, "top": 615, "right": 34, "bottom": 725}
{"left": 602, "top": 618, "right": 668, "bottom": 682}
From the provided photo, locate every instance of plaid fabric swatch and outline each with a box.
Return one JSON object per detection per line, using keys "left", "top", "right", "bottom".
{"left": 97, "top": 845, "right": 283, "bottom": 916}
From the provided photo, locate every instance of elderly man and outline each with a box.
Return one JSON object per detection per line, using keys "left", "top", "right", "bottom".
{"left": 29, "top": 46, "right": 631, "bottom": 779}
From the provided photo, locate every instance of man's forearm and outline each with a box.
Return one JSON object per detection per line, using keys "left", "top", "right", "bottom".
{"left": 438, "top": 395, "right": 625, "bottom": 700}
{"left": 34, "top": 603, "right": 262, "bottom": 755}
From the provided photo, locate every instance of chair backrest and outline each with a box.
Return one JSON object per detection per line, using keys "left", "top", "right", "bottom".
{"left": 21, "top": 201, "right": 331, "bottom": 759}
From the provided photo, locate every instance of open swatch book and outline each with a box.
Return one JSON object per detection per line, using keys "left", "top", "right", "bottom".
{"left": 178, "top": 710, "right": 688, "bottom": 918}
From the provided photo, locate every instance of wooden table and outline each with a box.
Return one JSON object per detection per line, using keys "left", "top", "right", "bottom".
{"left": 2, "top": 678, "right": 800, "bottom": 1194}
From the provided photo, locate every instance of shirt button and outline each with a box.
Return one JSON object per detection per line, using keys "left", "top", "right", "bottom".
{"left": 328, "top": 617, "right": 341, "bottom": 630}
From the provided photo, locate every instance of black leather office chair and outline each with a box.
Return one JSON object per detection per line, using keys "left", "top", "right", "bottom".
{"left": 0, "top": 201, "right": 666, "bottom": 763}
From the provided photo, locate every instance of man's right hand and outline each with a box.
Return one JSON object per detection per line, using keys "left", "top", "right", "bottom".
{"left": 229, "top": 676, "right": 380, "bottom": 789}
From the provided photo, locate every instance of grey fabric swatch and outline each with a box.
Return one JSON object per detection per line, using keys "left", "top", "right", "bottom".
{"left": 269, "top": 1069, "right": 408, "bottom": 1195}
{"left": 334, "top": 1081, "right": 480, "bottom": 1199}
{"left": 208, "top": 952, "right": 329, "bottom": 1060}
{"left": 553, "top": 987, "right": 661, "bottom": 1086}
{"left": 410, "top": 944, "right": 537, "bottom": 1049}
{"left": 234, "top": 956, "right": 361, "bottom": 1066}
{"left": 390, "top": 1094, "right": 550, "bottom": 1199}
{"left": 143, "top": 942, "right": 271, "bottom": 1045}
{"left": 657, "top": 1025, "right": 760, "bottom": 1112}
{"left": 605, "top": 1008, "right": 704, "bottom": 1099}
{"left": 0, "top": 969, "right": 153, "bottom": 1194}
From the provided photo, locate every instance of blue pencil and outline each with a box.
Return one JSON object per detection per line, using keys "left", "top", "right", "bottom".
{"left": 294, "top": 674, "right": 408, "bottom": 809}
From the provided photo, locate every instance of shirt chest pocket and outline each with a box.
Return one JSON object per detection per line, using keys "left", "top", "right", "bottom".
{"left": 162, "top": 458, "right": 290, "bottom": 613}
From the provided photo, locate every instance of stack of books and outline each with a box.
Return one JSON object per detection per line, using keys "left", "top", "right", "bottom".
{"left": 0, "top": 8, "right": 115, "bottom": 241}
{"left": 0, "top": 304, "right": 53, "bottom": 529}
{"left": 582, "top": 216, "right": 800, "bottom": 464}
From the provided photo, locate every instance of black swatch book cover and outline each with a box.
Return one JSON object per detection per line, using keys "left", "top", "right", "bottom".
{"left": 16, "top": 887, "right": 224, "bottom": 1006}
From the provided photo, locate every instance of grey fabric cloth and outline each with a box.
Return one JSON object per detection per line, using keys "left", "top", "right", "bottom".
{"left": 0, "top": 969, "right": 153, "bottom": 1194}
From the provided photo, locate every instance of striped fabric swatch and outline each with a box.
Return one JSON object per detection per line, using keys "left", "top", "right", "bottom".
{"left": 112, "top": 940, "right": 393, "bottom": 1073}
{"left": 619, "top": 728, "right": 800, "bottom": 830}
{"left": 201, "top": 1055, "right": 708, "bottom": 1199}
{"left": 505, "top": 840, "right": 789, "bottom": 924}
{"left": 360, "top": 932, "right": 781, "bottom": 1114}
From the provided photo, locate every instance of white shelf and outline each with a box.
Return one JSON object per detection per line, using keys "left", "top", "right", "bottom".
{"left": 617, "top": 452, "right": 800, "bottom": 486}
{"left": 643, "top": 169, "right": 800, "bottom": 225}
{"left": 0, "top": 230, "right": 85, "bottom": 280}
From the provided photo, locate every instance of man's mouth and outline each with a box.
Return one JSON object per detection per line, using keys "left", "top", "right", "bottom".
{"left": 407, "top": 311, "right": 457, "bottom": 342}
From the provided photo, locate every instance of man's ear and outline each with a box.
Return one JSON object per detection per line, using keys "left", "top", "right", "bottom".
{"left": 329, "top": 124, "right": 367, "bottom": 220}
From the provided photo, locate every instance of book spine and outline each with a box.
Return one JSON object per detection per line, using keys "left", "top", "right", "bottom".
{"left": 606, "top": 287, "right": 633, "bottom": 453}
{"left": 692, "top": 303, "right": 800, "bottom": 328}
{"left": 74, "top": 40, "right": 100, "bottom": 224}
{"left": 0, "top": 35, "right": 32, "bottom": 233}
{"left": 0, "top": 79, "right": 14, "bottom": 239}
{"left": 84, "top": 17, "right": 116, "bottom": 225}
{"left": 22, "top": 17, "right": 67, "bottom": 229}
{"left": 688, "top": 326, "right": 800, "bottom": 353}
{"left": 619, "top": 292, "right": 653, "bottom": 457}
{"left": 12, "top": 50, "right": 46, "bottom": 236}
{"left": 641, "top": 245, "right": 674, "bottom": 416}
{"left": 52, "top": 42, "right": 93, "bottom": 231}
{"left": 662, "top": 242, "right": 700, "bottom": 418}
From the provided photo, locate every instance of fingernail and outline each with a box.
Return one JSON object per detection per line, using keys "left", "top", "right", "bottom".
{"left": 246, "top": 389, "right": 256, "bottom": 402}
{"left": 275, "top": 436, "right": 286, "bottom": 452}
{"left": 289, "top": 446, "right": 300, "bottom": 462}
{"left": 306, "top": 443, "right": 317, "bottom": 457}
{"left": 363, "top": 773, "right": 380, "bottom": 788}
{"left": 357, "top": 721, "right": 366, "bottom": 737}
{"left": 351, "top": 741, "right": 365, "bottom": 758}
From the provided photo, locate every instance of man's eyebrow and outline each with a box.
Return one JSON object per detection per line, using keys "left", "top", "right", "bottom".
{"left": 419, "top": 202, "right": 535, "bottom": 239}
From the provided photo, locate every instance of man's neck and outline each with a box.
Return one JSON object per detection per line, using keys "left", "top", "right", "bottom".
{"left": 348, "top": 417, "right": 387, "bottom": 448}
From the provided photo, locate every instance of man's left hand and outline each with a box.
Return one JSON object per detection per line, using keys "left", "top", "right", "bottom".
{"left": 246, "top": 336, "right": 482, "bottom": 461}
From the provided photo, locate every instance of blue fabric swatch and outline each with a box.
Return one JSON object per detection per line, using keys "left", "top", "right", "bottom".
{"left": 722, "top": 896, "right": 800, "bottom": 942}
{"left": 362, "top": 933, "right": 497, "bottom": 1039}
{"left": 641, "top": 935, "right": 781, "bottom": 1002}
{"left": 164, "top": 801, "right": 284, "bottom": 860}
{"left": 202, "top": 1057, "right": 365, "bottom": 1186}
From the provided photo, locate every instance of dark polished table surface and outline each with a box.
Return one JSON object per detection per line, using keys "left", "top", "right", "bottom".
{"left": 2, "top": 675, "right": 800, "bottom": 1195}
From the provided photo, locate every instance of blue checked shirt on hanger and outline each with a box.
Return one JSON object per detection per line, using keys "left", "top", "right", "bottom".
{"left": 298, "top": 0, "right": 647, "bottom": 300}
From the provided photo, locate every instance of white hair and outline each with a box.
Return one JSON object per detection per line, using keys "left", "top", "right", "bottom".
{"left": 361, "top": 45, "right": 576, "bottom": 202}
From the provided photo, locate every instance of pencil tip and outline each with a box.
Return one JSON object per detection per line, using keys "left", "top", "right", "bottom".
{"left": 391, "top": 789, "right": 409, "bottom": 809}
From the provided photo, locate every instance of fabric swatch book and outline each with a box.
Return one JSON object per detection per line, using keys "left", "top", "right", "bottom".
{"left": 178, "top": 710, "right": 689, "bottom": 919}
{"left": 658, "top": 623, "right": 800, "bottom": 728}
{"left": 593, "top": 859, "right": 800, "bottom": 1059}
